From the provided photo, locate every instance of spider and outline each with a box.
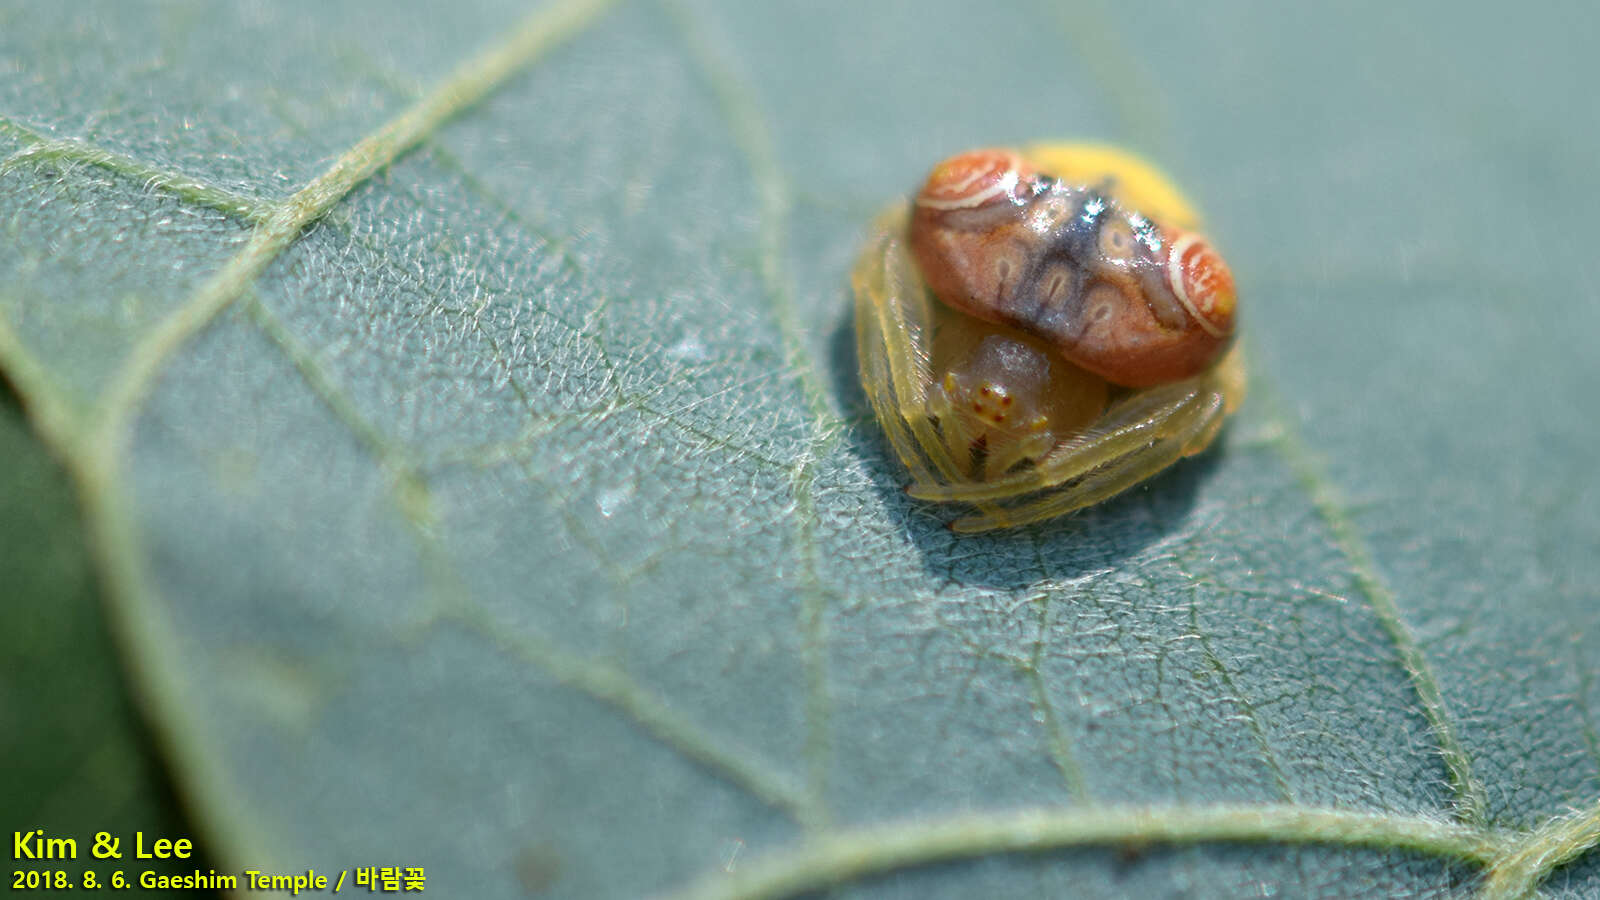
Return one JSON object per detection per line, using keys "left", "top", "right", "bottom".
{"left": 853, "top": 143, "right": 1244, "bottom": 532}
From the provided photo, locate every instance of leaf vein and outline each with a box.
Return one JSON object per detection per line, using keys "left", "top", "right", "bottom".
{"left": 86, "top": 0, "right": 621, "bottom": 481}
{"left": 1480, "top": 798, "right": 1600, "bottom": 899}
{"left": 0, "top": 116, "right": 268, "bottom": 222}
{"left": 450, "top": 604, "right": 814, "bottom": 821}
{"left": 250, "top": 292, "right": 816, "bottom": 821}
{"left": 662, "top": 0, "right": 839, "bottom": 834}
{"left": 657, "top": 804, "right": 1508, "bottom": 900}
{"left": 1183, "top": 582, "right": 1297, "bottom": 804}
{"left": 0, "top": 0, "right": 623, "bottom": 876}
{"left": 1258, "top": 377, "right": 1490, "bottom": 825}
{"left": 1024, "top": 549, "right": 1090, "bottom": 801}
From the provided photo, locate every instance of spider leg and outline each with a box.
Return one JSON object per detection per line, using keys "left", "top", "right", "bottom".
{"left": 979, "top": 428, "right": 1057, "bottom": 481}
{"left": 856, "top": 283, "right": 938, "bottom": 487}
{"left": 950, "top": 388, "right": 1227, "bottom": 532}
{"left": 911, "top": 345, "right": 1245, "bottom": 504}
{"left": 909, "top": 378, "right": 1207, "bottom": 502}
{"left": 853, "top": 208, "right": 964, "bottom": 484}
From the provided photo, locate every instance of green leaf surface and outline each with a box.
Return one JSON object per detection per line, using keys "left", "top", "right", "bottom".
{"left": 2, "top": 1, "right": 1598, "bottom": 897}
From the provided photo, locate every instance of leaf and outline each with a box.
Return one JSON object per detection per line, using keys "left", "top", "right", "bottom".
{"left": 2, "top": 1, "right": 1598, "bottom": 898}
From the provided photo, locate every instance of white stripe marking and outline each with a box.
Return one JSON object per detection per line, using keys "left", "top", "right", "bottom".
{"left": 916, "top": 169, "right": 1019, "bottom": 211}
{"left": 1166, "top": 234, "right": 1227, "bottom": 337}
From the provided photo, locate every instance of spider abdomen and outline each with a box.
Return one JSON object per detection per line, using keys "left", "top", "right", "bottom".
{"left": 909, "top": 149, "right": 1235, "bottom": 387}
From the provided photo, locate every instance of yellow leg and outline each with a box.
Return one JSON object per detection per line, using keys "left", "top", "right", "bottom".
{"left": 950, "top": 390, "right": 1226, "bottom": 532}
{"left": 853, "top": 208, "right": 965, "bottom": 485}
{"left": 909, "top": 378, "right": 1209, "bottom": 502}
